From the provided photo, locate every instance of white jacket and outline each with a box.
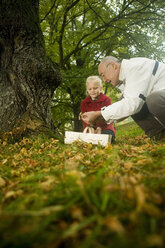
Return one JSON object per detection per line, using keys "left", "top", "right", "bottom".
{"left": 101, "top": 57, "right": 165, "bottom": 123}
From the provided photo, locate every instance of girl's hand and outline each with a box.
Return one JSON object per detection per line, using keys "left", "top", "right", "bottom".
{"left": 95, "top": 127, "right": 102, "bottom": 134}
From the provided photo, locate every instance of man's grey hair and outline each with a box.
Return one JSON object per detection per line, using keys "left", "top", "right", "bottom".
{"left": 100, "top": 56, "right": 120, "bottom": 66}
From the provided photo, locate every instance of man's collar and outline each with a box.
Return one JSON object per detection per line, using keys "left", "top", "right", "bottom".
{"left": 119, "top": 64, "right": 124, "bottom": 82}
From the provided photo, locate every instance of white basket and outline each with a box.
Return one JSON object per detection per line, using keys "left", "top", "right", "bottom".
{"left": 64, "top": 127, "right": 112, "bottom": 146}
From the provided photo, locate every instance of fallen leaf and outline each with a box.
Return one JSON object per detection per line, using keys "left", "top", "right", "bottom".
{"left": 137, "top": 158, "right": 153, "bottom": 166}
{"left": 4, "top": 190, "right": 23, "bottom": 201}
{"left": 146, "top": 234, "right": 163, "bottom": 247}
{"left": 71, "top": 206, "right": 84, "bottom": 221}
{"left": 0, "top": 177, "right": 6, "bottom": 187}
{"left": 2, "top": 159, "right": 8, "bottom": 165}
{"left": 143, "top": 203, "right": 161, "bottom": 217}
{"left": 65, "top": 170, "right": 85, "bottom": 179}
{"left": 104, "top": 216, "right": 125, "bottom": 235}
{"left": 2, "top": 141, "right": 7, "bottom": 146}
{"left": 124, "top": 162, "right": 133, "bottom": 170}
{"left": 135, "top": 185, "right": 146, "bottom": 212}
{"left": 40, "top": 176, "right": 56, "bottom": 190}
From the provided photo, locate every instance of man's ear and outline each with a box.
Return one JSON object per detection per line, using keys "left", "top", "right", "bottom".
{"left": 109, "top": 61, "right": 117, "bottom": 69}
{"left": 110, "top": 61, "right": 119, "bottom": 70}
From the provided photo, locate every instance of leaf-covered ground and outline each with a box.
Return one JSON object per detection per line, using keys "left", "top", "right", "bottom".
{"left": 0, "top": 122, "right": 164, "bottom": 248}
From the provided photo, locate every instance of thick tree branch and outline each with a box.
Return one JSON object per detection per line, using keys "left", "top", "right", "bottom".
{"left": 59, "top": 0, "right": 81, "bottom": 67}
{"left": 40, "top": 0, "right": 57, "bottom": 23}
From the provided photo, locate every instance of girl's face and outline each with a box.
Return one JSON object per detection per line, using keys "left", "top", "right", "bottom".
{"left": 87, "top": 81, "right": 102, "bottom": 100}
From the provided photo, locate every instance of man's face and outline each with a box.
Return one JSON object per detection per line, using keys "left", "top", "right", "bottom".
{"left": 98, "top": 61, "right": 120, "bottom": 86}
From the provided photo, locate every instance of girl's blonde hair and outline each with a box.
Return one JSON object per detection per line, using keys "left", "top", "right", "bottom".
{"left": 86, "top": 76, "right": 102, "bottom": 88}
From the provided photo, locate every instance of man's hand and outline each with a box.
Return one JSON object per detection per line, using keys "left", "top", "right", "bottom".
{"left": 81, "top": 111, "right": 104, "bottom": 125}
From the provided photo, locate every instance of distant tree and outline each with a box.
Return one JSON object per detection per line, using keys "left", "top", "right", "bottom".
{"left": 40, "top": 0, "right": 165, "bottom": 132}
{"left": 0, "top": 0, "right": 61, "bottom": 136}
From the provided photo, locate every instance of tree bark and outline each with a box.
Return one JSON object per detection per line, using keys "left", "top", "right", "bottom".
{"left": 0, "top": 0, "right": 61, "bottom": 136}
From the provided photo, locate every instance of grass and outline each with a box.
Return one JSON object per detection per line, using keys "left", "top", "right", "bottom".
{"left": 0, "top": 122, "right": 164, "bottom": 248}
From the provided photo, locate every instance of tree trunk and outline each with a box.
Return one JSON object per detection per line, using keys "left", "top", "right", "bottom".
{"left": 0, "top": 0, "right": 61, "bottom": 136}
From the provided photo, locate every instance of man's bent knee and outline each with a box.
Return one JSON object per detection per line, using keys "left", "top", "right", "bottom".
{"left": 146, "top": 90, "right": 165, "bottom": 116}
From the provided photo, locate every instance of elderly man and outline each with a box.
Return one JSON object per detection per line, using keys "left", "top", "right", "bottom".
{"left": 82, "top": 56, "right": 165, "bottom": 140}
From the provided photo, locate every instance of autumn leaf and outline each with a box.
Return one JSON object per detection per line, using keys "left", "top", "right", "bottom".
{"left": 143, "top": 203, "right": 162, "bottom": 217}
{"left": 0, "top": 177, "right": 6, "bottom": 187}
{"left": 145, "top": 234, "right": 164, "bottom": 247}
{"left": 135, "top": 184, "right": 146, "bottom": 212}
{"left": 40, "top": 176, "right": 56, "bottom": 191}
{"left": 1, "top": 159, "right": 8, "bottom": 165}
{"left": 4, "top": 190, "right": 23, "bottom": 201}
{"left": 103, "top": 216, "right": 125, "bottom": 235}
{"left": 70, "top": 206, "right": 84, "bottom": 221}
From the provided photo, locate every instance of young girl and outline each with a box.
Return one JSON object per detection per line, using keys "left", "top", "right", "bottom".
{"left": 80, "top": 76, "right": 115, "bottom": 142}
